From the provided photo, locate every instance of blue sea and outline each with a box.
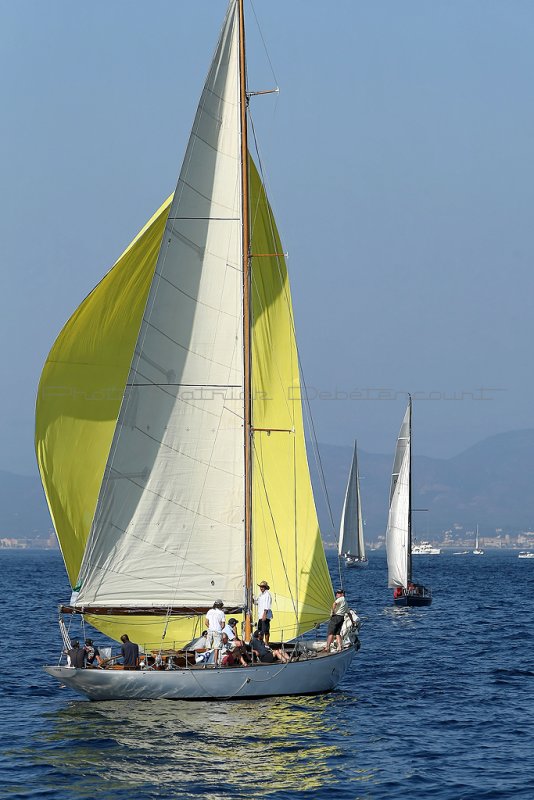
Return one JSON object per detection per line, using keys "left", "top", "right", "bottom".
{"left": 1, "top": 548, "right": 533, "bottom": 800}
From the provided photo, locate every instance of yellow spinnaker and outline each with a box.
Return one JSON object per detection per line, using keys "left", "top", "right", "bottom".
{"left": 35, "top": 197, "right": 172, "bottom": 586}
{"left": 250, "top": 159, "right": 334, "bottom": 639}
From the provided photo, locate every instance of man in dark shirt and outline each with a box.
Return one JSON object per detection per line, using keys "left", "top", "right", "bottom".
{"left": 120, "top": 633, "right": 139, "bottom": 669}
{"left": 67, "top": 640, "right": 86, "bottom": 669}
{"left": 84, "top": 638, "right": 102, "bottom": 666}
{"left": 250, "top": 631, "right": 275, "bottom": 663}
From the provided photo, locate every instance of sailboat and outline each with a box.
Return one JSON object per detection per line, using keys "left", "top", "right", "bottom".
{"left": 472, "top": 525, "right": 484, "bottom": 555}
{"left": 386, "top": 398, "right": 432, "bottom": 607}
{"left": 35, "top": 0, "right": 360, "bottom": 701}
{"left": 338, "top": 442, "right": 368, "bottom": 567}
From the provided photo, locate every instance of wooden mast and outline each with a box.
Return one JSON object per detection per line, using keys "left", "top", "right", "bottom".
{"left": 238, "top": 0, "right": 253, "bottom": 641}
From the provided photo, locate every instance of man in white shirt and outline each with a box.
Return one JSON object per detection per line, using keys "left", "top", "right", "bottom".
{"left": 205, "top": 599, "right": 225, "bottom": 665}
{"left": 222, "top": 617, "right": 239, "bottom": 640}
{"left": 324, "top": 589, "right": 349, "bottom": 652}
{"left": 255, "top": 580, "right": 273, "bottom": 644}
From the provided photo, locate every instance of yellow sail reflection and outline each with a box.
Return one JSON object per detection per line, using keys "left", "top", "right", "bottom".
{"left": 39, "top": 694, "right": 370, "bottom": 794}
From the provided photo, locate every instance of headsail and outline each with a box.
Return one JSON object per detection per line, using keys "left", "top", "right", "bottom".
{"left": 74, "top": 3, "right": 244, "bottom": 611}
{"left": 386, "top": 402, "right": 411, "bottom": 588}
{"left": 338, "top": 442, "right": 365, "bottom": 560}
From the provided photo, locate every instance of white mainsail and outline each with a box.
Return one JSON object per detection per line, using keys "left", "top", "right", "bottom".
{"left": 338, "top": 443, "right": 365, "bottom": 560}
{"left": 386, "top": 403, "right": 411, "bottom": 588}
{"left": 75, "top": 5, "right": 245, "bottom": 609}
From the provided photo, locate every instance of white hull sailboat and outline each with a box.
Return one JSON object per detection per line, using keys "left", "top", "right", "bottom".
{"left": 386, "top": 398, "right": 432, "bottom": 607}
{"left": 36, "top": 0, "right": 359, "bottom": 700}
{"left": 473, "top": 525, "right": 484, "bottom": 555}
{"left": 339, "top": 442, "right": 368, "bottom": 568}
{"left": 45, "top": 648, "right": 354, "bottom": 702}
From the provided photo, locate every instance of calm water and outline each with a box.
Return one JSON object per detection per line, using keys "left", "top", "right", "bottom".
{"left": 1, "top": 548, "right": 534, "bottom": 799}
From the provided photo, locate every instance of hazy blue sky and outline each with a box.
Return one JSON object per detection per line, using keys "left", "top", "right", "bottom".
{"left": 2, "top": 0, "right": 533, "bottom": 476}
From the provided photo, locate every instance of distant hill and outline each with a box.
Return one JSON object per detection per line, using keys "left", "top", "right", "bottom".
{"left": 2, "top": 429, "right": 534, "bottom": 539}
{"left": 312, "top": 429, "right": 534, "bottom": 539}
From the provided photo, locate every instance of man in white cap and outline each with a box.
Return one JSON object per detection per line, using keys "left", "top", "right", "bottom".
{"left": 255, "top": 580, "right": 273, "bottom": 644}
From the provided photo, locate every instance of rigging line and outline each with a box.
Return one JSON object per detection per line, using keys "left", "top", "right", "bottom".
{"left": 250, "top": 272, "right": 293, "bottom": 422}
{"left": 247, "top": 111, "right": 336, "bottom": 543}
{"left": 252, "top": 437, "right": 299, "bottom": 623}
{"left": 299, "top": 352, "right": 337, "bottom": 535}
{"left": 248, "top": 117, "right": 295, "bottom": 430}
{"left": 293, "top": 427, "right": 299, "bottom": 620}
{"left": 253, "top": 434, "right": 299, "bottom": 631}
{"left": 337, "top": 554, "right": 343, "bottom": 591}
{"left": 249, "top": 0, "right": 279, "bottom": 89}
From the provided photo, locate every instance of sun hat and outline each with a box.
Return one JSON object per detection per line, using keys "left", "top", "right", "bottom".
{"left": 258, "top": 581, "right": 270, "bottom": 589}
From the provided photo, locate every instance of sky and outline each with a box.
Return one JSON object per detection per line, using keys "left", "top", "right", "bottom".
{"left": 1, "top": 0, "right": 534, "bottom": 476}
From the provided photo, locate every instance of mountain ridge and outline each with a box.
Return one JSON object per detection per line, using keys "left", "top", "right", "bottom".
{"left": 2, "top": 429, "right": 533, "bottom": 539}
{"left": 313, "top": 429, "right": 534, "bottom": 537}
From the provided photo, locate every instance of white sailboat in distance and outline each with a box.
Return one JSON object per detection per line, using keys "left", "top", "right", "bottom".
{"left": 338, "top": 442, "right": 368, "bottom": 567}
{"left": 473, "top": 525, "right": 484, "bottom": 555}
{"left": 386, "top": 398, "right": 432, "bottom": 607}
{"left": 36, "top": 0, "right": 360, "bottom": 701}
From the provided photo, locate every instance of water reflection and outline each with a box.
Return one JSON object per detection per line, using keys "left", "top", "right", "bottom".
{"left": 35, "top": 693, "right": 375, "bottom": 797}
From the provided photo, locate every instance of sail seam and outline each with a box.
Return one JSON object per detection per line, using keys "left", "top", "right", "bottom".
{"left": 124, "top": 425, "right": 243, "bottom": 479}
{"left": 130, "top": 370, "right": 242, "bottom": 421}
{"left": 127, "top": 383, "right": 242, "bottom": 388}
{"left": 154, "top": 270, "right": 240, "bottom": 319}
{"left": 103, "top": 471, "right": 242, "bottom": 528}
{"left": 167, "top": 216, "right": 240, "bottom": 221}
{"left": 140, "top": 319, "right": 240, "bottom": 371}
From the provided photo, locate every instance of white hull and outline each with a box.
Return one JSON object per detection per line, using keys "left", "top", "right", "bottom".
{"left": 44, "top": 647, "right": 356, "bottom": 701}
{"left": 344, "top": 556, "right": 368, "bottom": 568}
{"left": 518, "top": 552, "right": 534, "bottom": 559}
{"left": 411, "top": 548, "right": 441, "bottom": 555}
{"left": 472, "top": 550, "right": 484, "bottom": 555}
